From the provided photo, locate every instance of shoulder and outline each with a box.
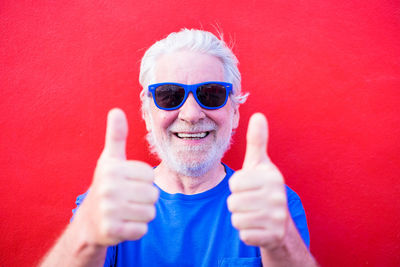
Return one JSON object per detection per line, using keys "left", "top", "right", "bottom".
{"left": 284, "top": 185, "right": 307, "bottom": 217}
{"left": 284, "top": 185, "right": 310, "bottom": 248}
{"left": 221, "top": 162, "right": 235, "bottom": 178}
{"left": 70, "top": 191, "right": 89, "bottom": 222}
{"left": 285, "top": 185, "right": 302, "bottom": 203}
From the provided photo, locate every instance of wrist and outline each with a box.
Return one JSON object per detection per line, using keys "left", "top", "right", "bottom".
{"left": 39, "top": 218, "right": 108, "bottom": 267}
{"left": 260, "top": 218, "right": 315, "bottom": 267}
{"left": 67, "top": 215, "right": 108, "bottom": 260}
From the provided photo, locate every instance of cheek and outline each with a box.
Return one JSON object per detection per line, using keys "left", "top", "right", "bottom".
{"left": 149, "top": 106, "right": 178, "bottom": 133}
{"left": 212, "top": 112, "right": 235, "bottom": 136}
{"left": 219, "top": 102, "right": 236, "bottom": 126}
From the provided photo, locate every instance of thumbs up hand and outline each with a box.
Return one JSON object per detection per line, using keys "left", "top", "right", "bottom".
{"left": 75, "top": 108, "right": 159, "bottom": 246}
{"left": 227, "top": 113, "right": 289, "bottom": 250}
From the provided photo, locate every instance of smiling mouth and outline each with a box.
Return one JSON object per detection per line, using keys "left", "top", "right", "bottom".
{"left": 175, "top": 132, "right": 210, "bottom": 139}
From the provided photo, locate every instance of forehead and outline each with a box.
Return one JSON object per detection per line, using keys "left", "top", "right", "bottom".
{"left": 154, "top": 51, "right": 224, "bottom": 84}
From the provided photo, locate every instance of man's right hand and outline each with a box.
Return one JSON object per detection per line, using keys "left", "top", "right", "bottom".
{"left": 75, "top": 108, "right": 159, "bottom": 246}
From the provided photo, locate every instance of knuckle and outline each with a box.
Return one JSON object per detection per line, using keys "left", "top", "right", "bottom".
{"left": 143, "top": 166, "right": 155, "bottom": 181}
{"left": 228, "top": 177, "right": 236, "bottom": 191}
{"left": 239, "top": 231, "right": 253, "bottom": 245}
{"left": 99, "top": 201, "right": 114, "bottom": 218}
{"left": 258, "top": 209, "right": 269, "bottom": 222}
{"left": 149, "top": 187, "right": 159, "bottom": 203}
{"left": 228, "top": 174, "right": 241, "bottom": 192}
{"left": 102, "top": 164, "right": 119, "bottom": 178}
{"left": 231, "top": 214, "right": 241, "bottom": 229}
{"left": 99, "top": 220, "right": 113, "bottom": 239}
{"left": 226, "top": 195, "right": 235, "bottom": 211}
{"left": 144, "top": 206, "right": 156, "bottom": 221}
{"left": 130, "top": 223, "right": 148, "bottom": 239}
{"left": 149, "top": 206, "right": 156, "bottom": 220}
{"left": 140, "top": 223, "right": 149, "bottom": 236}
{"left": 112, "top": 223, "right": 126, "bottom": 239}
{"left": 271, "top": 210, "right": 287, "bottom": 223}
{"left": 97, "top": 184, "right": 113, "bottom": 199}
{"left": 95, "top": 164, "right": 117, "bottom": 183}
{"left": 270, "top": 193, "right": 287, "bottom": 206}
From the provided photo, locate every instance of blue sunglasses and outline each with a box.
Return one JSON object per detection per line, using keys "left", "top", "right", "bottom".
{"left": 148, "top": 81, "right": 233, "bottom": 110}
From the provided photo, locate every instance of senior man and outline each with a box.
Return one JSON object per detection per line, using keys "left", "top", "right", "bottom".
{"left": 41, "top": 29, "right": 317, "bottom": 266}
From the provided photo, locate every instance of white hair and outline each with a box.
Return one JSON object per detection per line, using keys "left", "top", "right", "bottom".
{"left": 139, "top": 28, "right": 248, "bottom": 116}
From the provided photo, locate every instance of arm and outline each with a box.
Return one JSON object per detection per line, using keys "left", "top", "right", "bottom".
{"left": 260, "top": 218, "right": 317, "bottom": 266}
{"left": 39, "top": 209, "right": 108, "bottom": 267}
{"left": 227, "top": 113, "right": 318, "bottom": 267}
{"left": 39, "top": 109, "right": 158, "bottom": 267}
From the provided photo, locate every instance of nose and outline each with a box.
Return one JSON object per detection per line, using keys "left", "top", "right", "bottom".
{"left": 178, "top": 93, "right": 206, "bottom": 124}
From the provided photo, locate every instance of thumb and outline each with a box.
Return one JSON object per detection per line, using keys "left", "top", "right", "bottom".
{"left": 102, "top": 108, "right": 128, "bottom": 159}
{"left": 242, "top": 113, "right": 270, "bottom": 169}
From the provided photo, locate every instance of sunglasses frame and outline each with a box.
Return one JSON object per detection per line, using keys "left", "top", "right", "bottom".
{"left": 148, "top": 81, "right": 233, "bottom": 111}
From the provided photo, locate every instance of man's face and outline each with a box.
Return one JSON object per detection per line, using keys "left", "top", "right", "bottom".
{"left": 144, "top": 50, "right": 239, "bottom": 177}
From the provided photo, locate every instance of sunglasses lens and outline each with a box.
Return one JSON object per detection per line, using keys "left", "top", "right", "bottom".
{"left": 154, "top": 84, "right": 186, "bottom": 109}
{"left": 197, "top": 83, "right": 227, "bottom": 108}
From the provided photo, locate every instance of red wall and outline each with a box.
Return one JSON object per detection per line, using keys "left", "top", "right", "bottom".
{"left": 1, "top": 1, "right": 399, "bottom": 266}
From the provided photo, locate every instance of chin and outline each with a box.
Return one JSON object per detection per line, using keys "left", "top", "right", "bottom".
{"left": 167, "top": 149, "right": 218, "bottom": 177}
{"left": 147, "top": 131, "right": 232, "bottom": 177}
{"left": 170, "top": 158, "right": 215, "bottom": 177}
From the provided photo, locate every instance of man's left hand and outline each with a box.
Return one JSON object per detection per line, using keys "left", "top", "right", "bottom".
{"left": 227, "top": 113, "right": 289, "bottom": 250}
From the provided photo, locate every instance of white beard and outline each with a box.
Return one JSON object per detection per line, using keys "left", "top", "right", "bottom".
{"left": 146, "top": 118, "right": 233, "bottom": 177}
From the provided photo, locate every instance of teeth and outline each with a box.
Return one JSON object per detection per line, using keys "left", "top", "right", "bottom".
{"left": 177, "top": 132, "right": 207, "bottom": 138}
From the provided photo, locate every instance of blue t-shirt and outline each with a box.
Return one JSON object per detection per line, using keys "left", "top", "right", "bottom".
{"left": 73, "top": 163, "right": 310, "bottom": 267}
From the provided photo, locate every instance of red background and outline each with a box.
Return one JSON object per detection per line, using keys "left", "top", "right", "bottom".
{"left": 1, "top": 1, "right": 399, "bottom": 266}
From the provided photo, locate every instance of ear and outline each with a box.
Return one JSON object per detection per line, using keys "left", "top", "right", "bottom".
{"left": 232, "top": 106, "right": 240, "bottom": 130}
{"left": 143, "top": 106, "right": 152, "bottom": 132}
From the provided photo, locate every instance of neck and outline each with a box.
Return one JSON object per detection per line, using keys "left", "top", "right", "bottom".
{"left": 154, "top": 161, "right": 226, "bottom": 194}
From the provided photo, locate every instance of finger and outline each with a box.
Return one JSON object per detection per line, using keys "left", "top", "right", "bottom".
{"left": 114, "top": 203, "right": 156, "bottom": 223}
{"left": 243, "top": 113, "right": 270, "bottom": 169}
{"left": 231, "top": 209, "right": 288, "bottom": 230}
{"left": 229, "top": 170, "right": 264, "bottom": 193}
{"left": 105, "top": 180, "right": 158, "bottom": 204}
{"left": 231, "top": 211, "right": 266, "bottom": 230}
{"left": 106, "top": 221, "right": 148, "bottom": 242}
{"left": 239, "top": 229, "right": 284, "bottom": 249}
{"left": 229, "top": 168, "right": 274, "bottom": 193}
{"left": 96, "top": 160, "right": 154, "bottom": 183}
{"left": 103, "top": 108, "right": 128, "bottom": 159}
{"left": 123, "top": 160, "right": 155, "bottom": 183}
{"left": 227, "top": 190, "right": 268, "bottom": 212}
{"left": 124, "top": 183, "right": 159, "bottom": 204}
{"left": 229, "top": 168, "right": 284, "bottom": 193}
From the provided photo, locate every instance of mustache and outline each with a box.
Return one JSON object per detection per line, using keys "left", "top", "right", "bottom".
{"left": 168, "top": 120, "right": 217, "bottom": 132}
